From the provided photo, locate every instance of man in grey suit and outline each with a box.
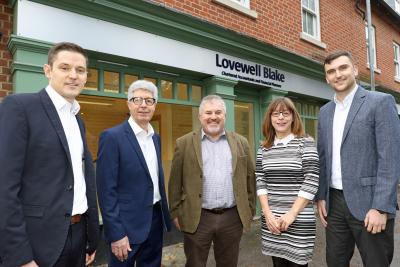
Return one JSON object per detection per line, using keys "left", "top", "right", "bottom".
{"left": 316, "top": 51, "right": 400, "bottom": 267}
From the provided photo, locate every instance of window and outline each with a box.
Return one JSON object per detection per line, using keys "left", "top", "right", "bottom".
{"left": 301, "top": 0, "right": 321, "bottom": 40}
{"left": 396, "top": 0, "right": 400, "bottom": 13}
{"left": 231, "top": 0, "right": 249, "bottom": 8}
{"left": 365, "top": 25, "right": 377, "bottom": 69}
{"left": 394, "top": 43, "right": 400, "bottom": 79}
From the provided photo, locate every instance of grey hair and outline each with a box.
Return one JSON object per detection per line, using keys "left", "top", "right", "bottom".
{"left": 127, "top": 80, "right": 158, "bottom": 101}
{"left": 199, "top": 95, "right": 226, "bottom": 114}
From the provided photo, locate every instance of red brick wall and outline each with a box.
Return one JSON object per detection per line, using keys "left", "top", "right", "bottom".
{"left": 152, "top": 0, "right": 400, "bottom": 92}
{"left": 0, "top": 0, "right": 12, "bottom": 101}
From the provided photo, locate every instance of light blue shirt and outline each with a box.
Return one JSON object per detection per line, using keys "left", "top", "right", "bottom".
{"left": 201, "top": 129, "right": 235, "bottom": 209}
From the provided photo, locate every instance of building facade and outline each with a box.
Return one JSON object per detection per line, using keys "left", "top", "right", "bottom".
{"left": 1, "top": 0, "right": 399, "bottom": 199}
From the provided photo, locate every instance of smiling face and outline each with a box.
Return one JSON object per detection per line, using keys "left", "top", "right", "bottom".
{"left": 127, "top": 89, "right": 156, "bottom": 130}
{"left": 270, "top": 105, "right": 293, "bottom": 138}
{"left": 324, "top": 55, "right": 358, "bottom": 99}
{"left": 199, "top": 100, "right": 226, "bottom": 139}
{"left": 43, "top": 50, "right": 87, "bottom": 103}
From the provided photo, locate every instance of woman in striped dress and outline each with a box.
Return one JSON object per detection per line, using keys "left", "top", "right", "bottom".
{"left": 256, "top": 97, "right": 319, "bottom": 267}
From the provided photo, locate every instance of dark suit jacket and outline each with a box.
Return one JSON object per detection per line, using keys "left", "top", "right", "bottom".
{"left": 168, "top": 129, "right": 256, "bottom": 233}
{"left": 0, "top": 89, "right": 99, "bottom": 267}
{"left": 96, "top": 121, "right": 171, "bottom": 244}
{"left": 316, "top": 86, "right": 400, "bottom": 220}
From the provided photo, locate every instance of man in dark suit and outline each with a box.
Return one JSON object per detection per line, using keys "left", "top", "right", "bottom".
{"left": 0, "top": 42, "right": 99, "bottom": 267}
{"left": 316, "top": 51, "right": 400, "bottom": 267}
{"left": 96, "top": 80, "right": 171, "bottom": 267}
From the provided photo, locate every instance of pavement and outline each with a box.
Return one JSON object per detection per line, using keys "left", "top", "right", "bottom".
{"left": 94, "top": 191, "right": 400, "bottom": 267}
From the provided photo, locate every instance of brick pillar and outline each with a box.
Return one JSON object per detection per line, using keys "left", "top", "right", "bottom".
{"left": 0, "top": 0, "right": 13, "bottom": 101}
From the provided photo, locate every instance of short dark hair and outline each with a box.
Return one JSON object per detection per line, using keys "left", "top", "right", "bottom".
{"left": 47, "top": 42, "right": 88, "bottom": 66}
{"left": 324, "top": 51, "right": 354, "bottom": 66}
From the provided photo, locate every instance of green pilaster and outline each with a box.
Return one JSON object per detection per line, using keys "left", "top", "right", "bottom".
{"left": 8, "top": 36, "right": 51, "bottom": 93}
{"left": 260, "top": 88, "right": 288, "bottom": 115}
{"left": 203, "top": 76, "right": 238, "bottom": 131}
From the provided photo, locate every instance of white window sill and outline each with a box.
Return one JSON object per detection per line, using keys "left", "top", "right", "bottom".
{"left": 366, "top": 64, "right": 381, "bottom": 74}
{"left": 300, "top": 32, "right": 327, "bottom": 49}
{"left": 212, "top": 0, "right": 258, "bottom": 19}
{"left": 395, "top": 77, "right": 400, "bottom": 83}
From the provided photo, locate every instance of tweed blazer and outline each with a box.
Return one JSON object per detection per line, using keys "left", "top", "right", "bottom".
{"left": 316, "top": 86, "right": 400, "bottom": 220}
{"left": 168, "top": 129, "right": 256, "bottom": 233}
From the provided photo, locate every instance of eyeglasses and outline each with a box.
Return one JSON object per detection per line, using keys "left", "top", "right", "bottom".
{"left": 271, "top": 111, "right": 291, "bottom": 117}
{"left": 129, "top": 97, "right": 156, "bottom": 106}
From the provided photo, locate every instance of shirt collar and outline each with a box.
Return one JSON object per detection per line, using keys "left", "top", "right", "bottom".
{"left": 45, "top": 85, "right": 80, "bottom": 115}
{"left": 201, "top": 128, "right": 226, "bottom": 141}
{"left": 333, "top": 84, "right": 358, "bottom": 108}
{"left": 274, "top": 133, "right": 295, "bottom": 146}
{"left": 128, "top": 117, "right": 154, "bottom": 137}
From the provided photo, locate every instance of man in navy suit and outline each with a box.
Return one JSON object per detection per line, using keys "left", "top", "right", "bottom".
{"left": 96, "top": 80, "right": 171, "bottom": 267}
{"left": 0, "top": 42, "right": 99, "bottom": 267}
{"left": 316, "top": 51, "right": 400, "bottom": 267}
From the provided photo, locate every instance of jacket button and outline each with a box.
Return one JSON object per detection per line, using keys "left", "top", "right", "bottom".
{"left": 199, "top": 194, "right": 202, "bottom": 198}
{"left": 65, "top": 213, "right": 70, "bottom": 218}
{"left": 66, "top": 185, "right": 73, "bottom": 191}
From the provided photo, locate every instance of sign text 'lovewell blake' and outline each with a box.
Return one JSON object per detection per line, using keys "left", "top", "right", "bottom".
{"left": 215, "top": 54, "right": 286, "bottom": 87}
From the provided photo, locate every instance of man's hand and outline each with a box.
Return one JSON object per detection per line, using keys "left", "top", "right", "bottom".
{"left": 364, "top": 209, "right": 387, "bottom": 234}
{"left": 317, "top": 200, "right": 328, "bottom": 227}
{"left": 278, "top": 211, "right": 296, "bottom": 231}
{"left": 263, "top": 210, "right": 281, "bottom": 235}
{"left": 21, "top": 261, "right": 38, "bottom": 267}
{"left": 86, "top": 251, "right": 96, "bottom": 266}
{"left": 111, "top": 236, "right": 131, "bottom": 262}
{"left": 173, "top": 217, "right": 181, "bottom": 231}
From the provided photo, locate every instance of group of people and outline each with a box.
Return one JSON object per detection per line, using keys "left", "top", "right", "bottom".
{"left": 0, "top": 42, "right": 399, "bottom": 267}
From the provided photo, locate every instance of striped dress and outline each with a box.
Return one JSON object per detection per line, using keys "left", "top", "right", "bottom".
{"left": 255, "top": 136, "right": 319, "bottom": 265}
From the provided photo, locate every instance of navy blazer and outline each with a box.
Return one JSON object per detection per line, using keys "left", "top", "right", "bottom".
{"left": 96, "top": 121, "right": 171, "bottom": 244}
{"left": 0, "top": 89, "right": 99, "bottom": 267}
{"left": 316, "top": 86, "right": 400, "bottom": 220}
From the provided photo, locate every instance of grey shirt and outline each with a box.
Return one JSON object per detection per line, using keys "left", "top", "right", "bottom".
{"left": 201, "top": 130, "right": 235, "bottom": 209}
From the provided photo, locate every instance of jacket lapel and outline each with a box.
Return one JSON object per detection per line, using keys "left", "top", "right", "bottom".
{"left": 152, "top": 134, "right": 163, "bottom": 179}
{"left": 226, "top": 131, "right": 238, "bottom": 172}
{"left": 123, "top": 121, "right": 152, "bottom": 178}
{"left": 192, "top": 130, "right": 203, "bottom": 170}
{"left": 341, "top": 87, "right": 366, "bottom": 145}
{"left": 326, "top": 101, "right": 335, "bottom": 171}
{"left": 39, "top": 89, "right": 72, "bottom": 166}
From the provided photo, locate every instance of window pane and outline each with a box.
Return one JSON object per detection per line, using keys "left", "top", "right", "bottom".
{"left": 177, "top": 83, "right": 188, "bottom": 101}
{"left": 160, "top": 80, "right": 173, "bottom": 99}
{"left": 302, "top": 0, "right": 308, "bottom": 7}
{"left": 305, "top": 119, "right": 318, "bottom": 139}
{"left": 124, "top": 74, "right": 139, "bottom": 94}
{"left": 307, "top": 13, "right": 315, "bottom": 36}
{"left": 144, "top": 77, "right": 157, "bottom": 85}
{"left": 191, "top": 85, "right": 202, "bottom": 101}
{"left": 309, "top": 0, "right": 315, "bottom": 11}
{"left": 104, "top": 71, "right": 119, "bottom": 93}
{"left": 85, "top": 68, "right": 98, "bottom": 90}
{"left": 302, "top": 10, "right": 307, "bottom": 32}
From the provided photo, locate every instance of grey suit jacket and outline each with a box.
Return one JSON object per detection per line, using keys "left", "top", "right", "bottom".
{"left": 316, "top": 86, "right": 400, "bottom": 220}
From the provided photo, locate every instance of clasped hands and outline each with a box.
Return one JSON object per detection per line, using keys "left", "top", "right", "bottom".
{"left": 263, "top": 210, "right": 296, "bottom": 234}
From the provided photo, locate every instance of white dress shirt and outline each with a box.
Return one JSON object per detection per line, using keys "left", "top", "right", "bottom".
{"left": 331, "top": 85, "right": 358, "bottom": 189}
{"left": 45, "top": 86, "right": 88, "bottom": 215}
{"left": 128, "top": 117, "right": 161, "bottom": 203}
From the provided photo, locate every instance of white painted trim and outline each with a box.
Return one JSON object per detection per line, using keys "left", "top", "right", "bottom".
{"left": 300, "top": 32, "right": 326, "bottom": 49}
{"left": 212, "top": 0, "right": 258, "bottom": 18}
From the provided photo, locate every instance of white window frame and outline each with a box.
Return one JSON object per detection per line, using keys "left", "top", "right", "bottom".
{"left": 212, "top": 0, "right": 257, "bottom": 18}
{"left": 365, "top": 24, "right": 378, "bottom": 70}
{"left": 394, "top": 42, "right": 400, "bottom": 80}
{"left": 231, "top": 0, "right": 250, "bottom": 9}
{"left": 395, "top": 0, "right": 400, "bottom": 14}
{"left": 301, "top": 0, "right": 321, "bottom": 41}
